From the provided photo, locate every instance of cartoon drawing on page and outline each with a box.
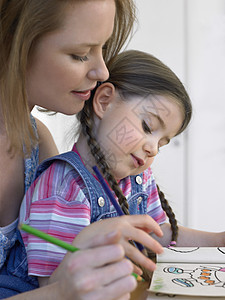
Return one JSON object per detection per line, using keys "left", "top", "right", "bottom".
{"left": 163, "top": 247, "right": 225, "bottom": 289}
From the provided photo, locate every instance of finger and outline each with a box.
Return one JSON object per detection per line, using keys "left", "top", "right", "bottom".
{"left": 132, "top": 263, "right": 142, "bottom": 276}
{"left": 124, "top": 243, "right": 157, "bottom": 271}
{"left": 74, "top": 229, "right": 122, "bottom": 250}
{"left": 101, "top": 275, "right": 137, "bottom": 300}
{"left": 125, "top": 215, "right": 163, "bottom": 237}
{"left": 69, "top": 243, "right": 125, "bottom": 272}
{"left": 122, "top": 225, "right": 163, "bottom": 255}
{"left": 91, "top": 230, "right": 122, "bottom": 247}
{"left": 83, "top": 274, "right": 137, "bottom": 300}
{"left": 134, "top": 229, "right": 163, "bottom": 254}
{"left": 115, "top": 293, "right": 131, "bottom": 300}
{"left": 77, "top": 258, "right": 134, "bottom": 291}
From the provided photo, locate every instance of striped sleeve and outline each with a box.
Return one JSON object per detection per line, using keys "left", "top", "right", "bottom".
{"left": 142, "top": 167, "right": 166, "bottom": 225}
{"left": 20, "top": 161, "right": 91, "bottom": 277}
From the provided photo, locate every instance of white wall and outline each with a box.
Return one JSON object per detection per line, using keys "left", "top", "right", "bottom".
{"left": 127, "top": 0, "right": 187, "bottom": 228}
{"left": 186, "top": 0, "right": 225, "bottom": 231}
{"left": 33, "top": 0, "right": 225, "bottom": 232}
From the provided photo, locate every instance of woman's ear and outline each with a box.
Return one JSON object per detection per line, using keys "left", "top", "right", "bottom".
{"left": 93, "top": 82, "right": 115, "bottom": 119}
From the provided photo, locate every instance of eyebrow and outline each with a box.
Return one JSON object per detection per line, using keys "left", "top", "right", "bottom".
{"left": 65, "top": 42, "right": 104, "bottom": 53}
{"left": 63, "top": 43, "right": 100, "bottom": 54}
{"left": 148, "top": 111, "right": 166, "bottom": 129}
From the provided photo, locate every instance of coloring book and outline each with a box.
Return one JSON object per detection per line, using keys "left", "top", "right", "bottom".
{"left": 149, "top": 247, "right": 225, "bottom": 297}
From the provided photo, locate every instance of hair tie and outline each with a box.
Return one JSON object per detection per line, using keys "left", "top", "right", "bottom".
{"left": 167, "top": 240, "right": 177, "bottom": 248}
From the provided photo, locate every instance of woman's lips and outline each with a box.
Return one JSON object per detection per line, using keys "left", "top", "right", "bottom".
{"left": 131, "top": 154, "right": 144, "bottom": 168}
{"left": 71, "top": 89, "right": 91, "bottom": 101}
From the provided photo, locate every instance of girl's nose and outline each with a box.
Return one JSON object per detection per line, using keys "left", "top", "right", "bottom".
{"left": 87, "top": 56, "right": 109, "bottom": 82}
{"left": 143, "top": 139, "right": 158, "bottom": 157}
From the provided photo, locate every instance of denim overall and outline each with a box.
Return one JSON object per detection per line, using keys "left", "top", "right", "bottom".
{"left": 0, "top": 116, "right": 39, "bottom": 299}
{"left": 35, "top": 151, "right": 148, "bottom": 221}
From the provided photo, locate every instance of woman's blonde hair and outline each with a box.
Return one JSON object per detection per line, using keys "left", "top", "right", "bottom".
{"left": 0, "top": 0, "right": 136, "bottom": 155}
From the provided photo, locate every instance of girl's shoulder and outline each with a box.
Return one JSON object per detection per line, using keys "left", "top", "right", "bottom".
{"left": 32, "top": 157, "right": 89, "bottom": 204}
{"left": 20, "top": 158, "right": 90, "bottom": 224}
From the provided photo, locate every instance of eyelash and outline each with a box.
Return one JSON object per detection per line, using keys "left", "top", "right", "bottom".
{"left": 142, "top": 120, "right": 162, "bottom": 154}
{"left": 102, "top": 44, "right": 107, "bottom": 51}
{"left": 71, "top": 54, "right": 88, "bottom": 62}
{"left": 142, "top": 120, "right": 152, "bottom": 134}
{"left": 70, "top": 43, "right": 108, "bottom": 62}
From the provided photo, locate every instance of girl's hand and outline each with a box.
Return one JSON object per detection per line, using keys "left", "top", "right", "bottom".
{"left": 73, "top": 215, "right": 164, "bottom": 271}
{"left": 50, "top": 230, "right": 137, "bottom": 300}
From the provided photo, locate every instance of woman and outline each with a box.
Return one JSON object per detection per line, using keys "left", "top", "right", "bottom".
{"left": 0, "top": 0, "right": 139, "bottom": 299}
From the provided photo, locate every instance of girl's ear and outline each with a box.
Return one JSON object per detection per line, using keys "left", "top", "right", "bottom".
{"left": 93, "top": 82, "right": 115, "bottom": 119}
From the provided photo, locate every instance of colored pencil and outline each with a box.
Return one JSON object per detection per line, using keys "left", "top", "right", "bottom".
{"left": 93, "top": 165, "right": 145, "bottom": 252}
{"left": 19, "top": 223, "right": 144, "bottom": 282}
{"left": 20, "top": 223, "right": 79, "bottom": 252}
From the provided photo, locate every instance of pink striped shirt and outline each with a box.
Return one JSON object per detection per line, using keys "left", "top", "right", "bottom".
{"left": 19, "top": 150, "right": 166, "bottom": 277}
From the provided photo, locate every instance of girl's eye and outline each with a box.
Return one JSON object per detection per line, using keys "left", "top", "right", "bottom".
{"left": 71, "top": 54, "right": 88, "bottom": 62}
{"left": 142, "top": 120, "right": 152, "bottom": 134}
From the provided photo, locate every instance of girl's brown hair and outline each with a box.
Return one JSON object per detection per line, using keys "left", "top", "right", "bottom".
{"left": 0, "top": 0, "right": 136, "bottom": 155}
{"left": 77, "top": 50, "right": 192, "bottom": 277}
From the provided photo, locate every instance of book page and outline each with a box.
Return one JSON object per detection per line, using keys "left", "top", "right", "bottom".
{"left": 158, "top": 247, "right": 225, "bottom": 264}
{"left": 147, "top": 291, "right": 224, "bottom": 300}
{"left": 149, "top": 247, "right": 225, "bottom": 297}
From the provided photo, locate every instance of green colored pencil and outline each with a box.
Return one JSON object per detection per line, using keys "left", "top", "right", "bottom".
{"left": 20, "top": 223, "right": 79, "bottom": 252}
{"left": 20, "top": 223, "right": 144, "bottom": 282}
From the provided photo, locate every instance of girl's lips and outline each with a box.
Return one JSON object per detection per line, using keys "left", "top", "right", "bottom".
{"left": 131, "top": 154, "right": 144, "bottom": 168}
{"left": 71, "top": 89, "right": 91, "bottom": 101}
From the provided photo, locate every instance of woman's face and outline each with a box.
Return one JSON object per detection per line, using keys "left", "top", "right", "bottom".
{"left": 26, "top": 0, "right": 115, "bottom": 114}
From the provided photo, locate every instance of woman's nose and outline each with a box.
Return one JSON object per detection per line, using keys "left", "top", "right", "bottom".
{"left": 87, "top": 56, "right": 109, "bottom": 82}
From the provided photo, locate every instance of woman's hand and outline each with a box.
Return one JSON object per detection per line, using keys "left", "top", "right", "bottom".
{"left": 73, "top": 215, "right": 164, "bottom": 272}
{"left": 49, "top": 230, "right": 137, "bottom": 300}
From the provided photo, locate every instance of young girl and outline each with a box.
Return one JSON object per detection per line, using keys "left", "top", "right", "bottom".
{"left": 19, "top": 49, "right": 192, "bottom": 286}
{"left": 0, "top": 0, "right": 140, "bottom": 299}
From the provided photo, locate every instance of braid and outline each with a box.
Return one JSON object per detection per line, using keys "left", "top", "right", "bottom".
{"left": 79, "top": 103, "right": 152, "bottom": 281}
{"left": 79, "top": 102, "right": 130, "bottom": 215}
{"left": 157, "top": 185, "right": 179, "bottom": 244}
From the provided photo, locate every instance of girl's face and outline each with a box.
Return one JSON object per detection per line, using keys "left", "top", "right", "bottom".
{"left": 95, "top": 93, "right": 184, "bottom": 180}
{"left": 26, "top": 0, "right": 115, "bottom": 114}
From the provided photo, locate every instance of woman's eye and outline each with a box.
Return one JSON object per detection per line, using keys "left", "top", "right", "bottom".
{"left": 142, "top": 120, "right": 152, "bottom": 134}
{"left": 102, "top": 43, "right": 108, "bottom": 51}
{"left": 102, "top": 43, "right": 108, "bottom": 54}
{"left": 71, "top": 54, "right": 88, "bottom": 62}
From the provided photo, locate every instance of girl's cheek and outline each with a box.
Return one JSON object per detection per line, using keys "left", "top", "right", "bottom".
{"left": 107, "top": 118, "right": 144, "bottom": 155}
